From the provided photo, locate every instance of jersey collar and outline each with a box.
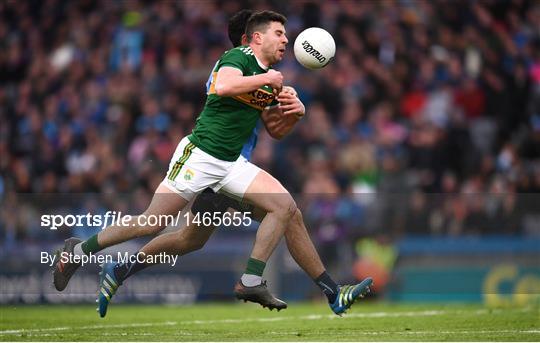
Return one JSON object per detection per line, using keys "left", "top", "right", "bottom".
{"left": 254, "top": 54, "right": 269, "bottom": 71}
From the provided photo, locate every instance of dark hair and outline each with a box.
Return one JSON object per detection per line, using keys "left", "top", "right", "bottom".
{"left": 245, "top": 10, "right": 287, "bottom": 43}
{"left": 228, "top": 9, "right": 254, "bottom": 47}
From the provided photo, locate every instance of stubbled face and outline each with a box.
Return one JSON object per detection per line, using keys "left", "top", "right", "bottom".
{"left": 260, "top": 21, "right": 288, "bottom": 65}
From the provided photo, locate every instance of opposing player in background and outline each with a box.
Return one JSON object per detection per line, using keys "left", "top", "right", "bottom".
{"left": 54, "top": 10, "right": 372, "bottom": 317}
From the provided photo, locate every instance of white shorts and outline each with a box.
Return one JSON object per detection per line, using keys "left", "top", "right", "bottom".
{"left": 161, "top": 136, "right": 261, "bottom": 202}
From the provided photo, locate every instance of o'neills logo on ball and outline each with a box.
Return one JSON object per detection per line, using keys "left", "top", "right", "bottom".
{"left": 302, "top": 40, "right": 326, "bottom": 63}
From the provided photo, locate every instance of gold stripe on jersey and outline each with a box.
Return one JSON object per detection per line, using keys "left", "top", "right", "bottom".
{"left": 208, "top": 72, "right": 217, "bottom": 94}
{"left": 233, "top": 88, "right": 276, "bottom": 111}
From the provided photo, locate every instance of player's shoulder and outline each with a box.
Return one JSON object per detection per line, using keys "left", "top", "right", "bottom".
{"left": 236, "top": 45, "right": 254, "bottom": 56}
{"left": 223, "top": 45, "right": 254, "bottom": 59}
{"left": 217, "top": 46, "right": 254, "bottom": 71}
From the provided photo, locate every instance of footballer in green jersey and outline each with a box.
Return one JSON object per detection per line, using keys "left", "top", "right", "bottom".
{"left": 53, "top": 11, "right": 370, "bottom": 318}
{"left": 189, "top": 45, "right": 280, "bottom": 161}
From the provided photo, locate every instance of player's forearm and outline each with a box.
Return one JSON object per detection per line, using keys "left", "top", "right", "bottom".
{"left": 215, "top": 73, "right": 270, "bottom": 97}
{"left": 262, "top": 108, "right": 300, "bottom": 140}
{"left": 270, "top": 114, "right": 299, "bottom": 139}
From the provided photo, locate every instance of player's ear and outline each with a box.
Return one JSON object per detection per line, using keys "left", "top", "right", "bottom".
{"left": 253, "top": 31, "right": 263, "bottom": 45}
{"left": 241, "top": 34, "right": 248, "bottom": 45}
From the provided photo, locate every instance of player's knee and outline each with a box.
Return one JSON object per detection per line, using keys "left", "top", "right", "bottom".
{"left": 282, "top": 207, "right": 302, "bottom": 236}
{"left": 293, "top": 208, "right": 304, "bottom": 226}
{"left": 287, "top": 199, "right": 298, "bottom": 219}
{"left": 273, "top": 195, "right": 297, "bottom": 220}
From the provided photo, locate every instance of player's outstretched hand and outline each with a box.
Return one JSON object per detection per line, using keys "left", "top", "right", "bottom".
{"left": 277, "top": 91, "right": 305, "bottom": 118}
{"left": 281, "top": 86, "right": 298, "bottom": 97}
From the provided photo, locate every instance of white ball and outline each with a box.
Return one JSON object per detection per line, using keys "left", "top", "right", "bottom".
{"left": 294, "top": 27, "right": 336, "bottom": 69}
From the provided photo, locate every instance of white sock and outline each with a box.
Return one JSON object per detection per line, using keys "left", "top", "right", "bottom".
{"left": 73, "top": 243, "right": 85, "bottom": 257}
{"left": 241, "top": 274, "right": 262, "bottom": 287}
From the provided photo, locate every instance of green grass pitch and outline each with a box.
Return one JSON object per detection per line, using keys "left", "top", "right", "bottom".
{"left": 1, "top": 302, "right": 538, "bottom": 341}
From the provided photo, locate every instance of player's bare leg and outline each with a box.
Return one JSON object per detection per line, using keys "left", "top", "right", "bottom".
{"left": 140, "top": 221, "right": 215, "bottom": 257}
{"left": 91, "top": 188, "right": 369, "bottom": 315}
{"left": 249, "top": 206, "right": 324, "bottom": 278}
{"left": 95, "top": 184, "right": 191, "bottom": 317}
{"left": 140, "top": 189, "right": 226, "bottom": 256}
{"left": 233, "top": 170, "right": 296, "bottom": 310}
{"left": 120, "top": 207, "right": 322, "bottom": 279}
{"left": 249, "top": 196, "right": 371, "bottom": 314}
{"left": 53, "top": 183, "right": 188, "bottom": 291}
{"left": 284, "top": 209, "right": 325, "bottom": 278}
{"left": 243, "top": 170, "right": 296, "bottom": 261}
{"left": 133, "top": 192, "right": 343, "bottom": 311}
{"left": 109, "top": 194, "right": 369, "bottom": 315}
{"left": 96, "top": 184, "right": 189, "bottom": 247}
{"left": 97, "top": 221, "right": 215, "bottom": 309}
{"left": 93, "top": 193, "right": 222, "bottom": 318}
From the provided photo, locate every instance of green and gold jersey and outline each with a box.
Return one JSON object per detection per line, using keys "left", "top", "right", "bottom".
{"left": 188, "top": 45, "right": 279, "bottom": 161}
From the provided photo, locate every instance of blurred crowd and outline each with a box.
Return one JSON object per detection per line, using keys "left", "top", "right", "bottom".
{"left": 2, "top": 0, "right": 540, "bottom": 247}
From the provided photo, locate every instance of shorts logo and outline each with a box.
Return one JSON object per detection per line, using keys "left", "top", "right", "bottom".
{"left": 184, "top": 169, "right": 194, "bottom": 181}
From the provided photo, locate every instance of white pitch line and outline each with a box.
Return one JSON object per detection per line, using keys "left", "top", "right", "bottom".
{"left": 178, "top": 309, "right": 446, "bottom": 326}
{"left": 0, "top": 321, "right": 177, "bottom": 335}
{"left": 0, "top": 308, "right": 536, "bottom": 336}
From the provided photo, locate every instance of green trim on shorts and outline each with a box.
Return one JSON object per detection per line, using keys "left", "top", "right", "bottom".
{"left": 168, "top": 142, "right": 195, "bottom": 181}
